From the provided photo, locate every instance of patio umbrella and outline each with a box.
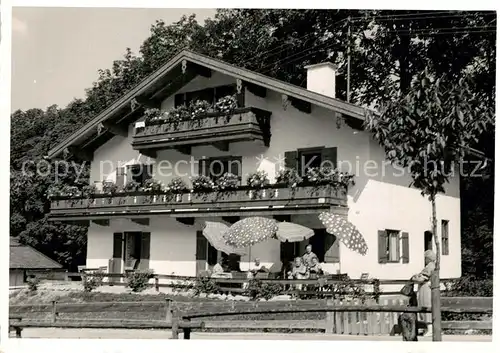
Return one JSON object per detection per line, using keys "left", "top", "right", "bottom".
{"left": 203, "top": 221, "right": 247, "bottom": 256}
{"left": 276, "top": 222, "right": 314, "bottom": 242}
{"left": 223, "top": 217, "right": 278, "bottom": 248}
{"left": 318, "top": 212, "right": 368, "bottom": 255}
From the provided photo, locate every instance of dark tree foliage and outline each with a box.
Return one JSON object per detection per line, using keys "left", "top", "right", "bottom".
{"left": 10, "top": 10, "right": 494, "bottom": 278}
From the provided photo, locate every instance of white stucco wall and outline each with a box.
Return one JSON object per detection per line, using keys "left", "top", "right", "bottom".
{"left": 87, "top": 71, "right": 461, "bottom": 280}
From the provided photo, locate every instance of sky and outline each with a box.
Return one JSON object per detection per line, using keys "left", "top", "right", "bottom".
{"left": 11, "top": 7, "right": 217, "bottom": 112}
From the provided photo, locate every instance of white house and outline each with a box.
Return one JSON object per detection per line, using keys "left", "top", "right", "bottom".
{"left": 47, "top": 50, "right": 461, "bottom": 282}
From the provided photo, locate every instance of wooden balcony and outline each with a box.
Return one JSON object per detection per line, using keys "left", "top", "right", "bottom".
{"left": 132, "top": 107, "right": 272, "bottom": 155}
{"left": 48, "top": 186, "right": 348, "bottom": 221}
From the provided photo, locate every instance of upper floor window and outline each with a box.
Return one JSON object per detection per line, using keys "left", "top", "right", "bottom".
{"left": 199, "top": 156, "right": 242, "bottom": 182}
{"left": 285, "top": 147, "right": 337, "bottom": 177}
{"left": 175, "top": 84, "right": 237, "bottom": 108}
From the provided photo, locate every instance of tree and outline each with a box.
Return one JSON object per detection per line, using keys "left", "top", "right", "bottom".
{"left": 365, "top": 69, "right": 494, "bottom": 340}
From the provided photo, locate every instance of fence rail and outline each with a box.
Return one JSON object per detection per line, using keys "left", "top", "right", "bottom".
{"left": 10, "top": 297, "right": 492, "bottom": 339}
{"left": 25, "top": 271, "right": 460, "bottom": 297}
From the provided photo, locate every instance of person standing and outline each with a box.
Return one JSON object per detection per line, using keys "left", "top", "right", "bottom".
{"left": 411, "top": 250, "right": 436, "bottom": 337}
{"left": 302, "top": 244, "right": 317, "bottom": 268}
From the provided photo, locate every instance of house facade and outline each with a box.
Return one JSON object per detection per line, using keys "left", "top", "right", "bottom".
{"left": 47, "top": 50, "right": 461, "bottom": 282}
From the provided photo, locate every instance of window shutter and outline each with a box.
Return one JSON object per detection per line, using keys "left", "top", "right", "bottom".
{"left": 143, "top": 164, "right": 153, "bottom": 183}
{"left": 230, "top": 157, "right": 242, "bottom": 178}
{"left": 324, "top": 234, "right": 340, "bottom": 263}
{"left": 401, "top": 232, "right": 409, "bottom": 263}
{"left": 321, "top": 147, "right": 338, "bottom": 169}
{"left": 112, "top": 233, "right": 123, "bottom": 259}
{"left": 378, "top": 230, "right": 388, "bottom": 263}
{"left": 196, "top": 231, "right": 208, "bottom": 260}
{"left": 174, "top": 93, "right": 185, "bottom": 108}
{"left": 140, "top": 232, "right": 151, "bottom": 260}
{"left": 284, "top": 151, "right": 298, "bottom": 170}
{"left": 198, "top": 159, "right": 208, "bottom": 177}
{"left": 116, "top": 167, "right": 125, "bottom": 187}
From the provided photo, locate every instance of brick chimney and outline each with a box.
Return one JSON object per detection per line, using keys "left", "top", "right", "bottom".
{"left": 304, "top": 62, "right": 337, "bottom": 98}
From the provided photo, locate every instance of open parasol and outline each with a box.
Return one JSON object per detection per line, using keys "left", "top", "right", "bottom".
{"left": 223, "top": 217, "right": 278, "bottom": 248}
{"left": 203, "top": 221, "right": 247, "bottom": 255}
{"left": 276, "top": 222, "right": 314, "bottom": 242}
{"left": 319, "top": 212, "right": 368, "bottom": 255}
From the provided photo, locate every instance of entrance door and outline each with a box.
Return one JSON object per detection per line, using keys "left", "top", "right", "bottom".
{"left": 110, "top": 233, "right": 123, "bottom": 283}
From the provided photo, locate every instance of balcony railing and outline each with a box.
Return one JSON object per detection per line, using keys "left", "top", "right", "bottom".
{"left": 132, "top": 107, "right": 272, "bottom": 152}
{"left": 49, "top": 185, "right": 348, "bottom": 221}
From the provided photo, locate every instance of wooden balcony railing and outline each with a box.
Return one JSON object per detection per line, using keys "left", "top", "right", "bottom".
{"left": 132, "top": 107, "right": 272, "bottom": 153}
{"left": 49, "top": 185, "right": 348, "bottom": 221}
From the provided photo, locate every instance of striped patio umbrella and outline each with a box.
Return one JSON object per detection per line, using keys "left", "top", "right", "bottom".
{"left": 318, "top": 212, "right": 368, "bottom": 255}
{"left": 276, "top": 222, "right": 314, "bottom": 242}
{"left": 223, "top": 217, "right": 278, "bottom": 248}
{"left": 203, "top": 221, "right": 247, "bottom": 256}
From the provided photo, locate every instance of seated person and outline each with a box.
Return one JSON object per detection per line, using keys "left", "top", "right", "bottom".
{"left": 211, "top": 258, "right": 231, "bottom": 278}
{"left": 287, "top": 257, "right": 309, "bottom": 280}
{"left": 308, "top": 256, "right": 324, "bottom": 276}
{"left": 249, "top": 258, "right": 269, "bottom": 277}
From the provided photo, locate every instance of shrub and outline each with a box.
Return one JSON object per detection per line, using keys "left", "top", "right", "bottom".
{"left": 275, "top": 168, "right": 302, "bottom": 188}
{"left": 126, "top": 270, "right": 155, "bottom": 293}
{"left": 190, "top": 175, "right": 216, "bottom": 192}
{"left": 27, "top": 276, "right": 40, "bottom": 292}
{"left": 191, "top": 276, "right": 220, "bottom": 296}
{"left": 246, "top": 171, "right": 270, "bottom": 189}
{"left": 245, "top": 279, "right": 283, "bottom": 301}
{"left": 83, "top": 271, "right": 105, "bottom": 292}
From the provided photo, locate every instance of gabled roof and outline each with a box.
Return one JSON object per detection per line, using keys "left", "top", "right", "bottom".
{"left": 10, "top": 237, "right": 63, "bottom": 269}
{"left": 48, "top": 49, "right": 371, "bottom": 159}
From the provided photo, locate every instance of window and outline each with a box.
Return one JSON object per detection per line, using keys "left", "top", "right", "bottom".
{"left": 126, "top": 164, "right": 152, "bottom": 185}
{"left": 175, "top": 84, "right": 237, "bottom": 108}
{"left": 199, "top": 156, "right": 242, "bottom": 182}
{"left": 386, "top": 230, "right": 400, "bottom": 263}
{"left": 299, "top": 148, "right": 323, "bottom": 175}
{"left": 285, "top": 147, "right": 337, "bottom": 177}
{"left": 441, "top": 220, "right": 449, "bottom": 255}
{"left": 378, "top": 230, "right": 409, "bottom": 264}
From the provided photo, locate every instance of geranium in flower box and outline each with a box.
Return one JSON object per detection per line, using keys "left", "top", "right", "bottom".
{"left": 275, "top": 168, "right": 303, "bottom": 188}
{"left": 190, "top": 175, "right": 216, "bottom": 193}
{"left": 214, "top": 95, "right": 238, "bottom": 115}
{"left": 216, "top": 172, "right": 240, "bottom": 191}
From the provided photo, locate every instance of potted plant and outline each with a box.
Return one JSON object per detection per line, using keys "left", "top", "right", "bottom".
{"left": 190, "top": 175, "right": 216, "bottom": 193}
{"left": 216, "top": 172, "right": 240, "bottom": 191}
{"left": 167, "top": 177, "right": 188, "bottom": 202}
{"left": 189, "top": 100, "right": 212, "bottom": 121}
{"left": 143, "top": 108, "right": 161, "bottom": 126}
{"left": 214, "top": 94, "right": 238, "bottom": 120}
{"left": 124, "top": 180, "right": 141, "bottom": 193}
{"left": 246, "top": 171, "right": 270, "bottom": 199}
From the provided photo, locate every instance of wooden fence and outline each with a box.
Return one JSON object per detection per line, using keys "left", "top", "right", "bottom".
{"left": 26, "top": 270, "right": 459, "bottom": 297}
{"left": 9, "top": 297, "right": 492, "bottom": 339}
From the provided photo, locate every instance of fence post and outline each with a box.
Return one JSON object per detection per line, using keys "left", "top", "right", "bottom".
{"left": 171, "top": 318, "right": 179, "bottom": 339}
{"left": 155, "top": 276, "right": 159, "bottom": 292}
{"left": 51, "top": 301, "right": 57, "bottom": 323}
{"left": 182, "top": 318, "right": 191, "bottom": 340}
{"left": 165, "top": 298, "right": 172, "bottom": 323}
{"left": 325, "top": 299, "right": 334, "bottom": 334}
